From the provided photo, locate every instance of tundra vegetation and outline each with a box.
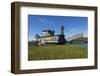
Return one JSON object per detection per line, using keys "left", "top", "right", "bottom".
{"left": 28, "top": 38, "right": 88, "bottom": 60}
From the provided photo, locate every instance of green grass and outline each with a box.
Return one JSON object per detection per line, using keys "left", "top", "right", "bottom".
{"left": 28, "top": 44, "right": 88, "bottom": 60}
{"left": 71, "top": 37, "right": 88, "bottom": 43}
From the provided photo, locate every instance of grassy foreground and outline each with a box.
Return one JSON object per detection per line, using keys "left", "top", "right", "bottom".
{"left": 28, "top": 44, "right": 87, "bottom": 60}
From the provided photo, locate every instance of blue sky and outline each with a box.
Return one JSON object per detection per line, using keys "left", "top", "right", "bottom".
{"left": 28, "top": 15, "right": 88, "bottom": 41}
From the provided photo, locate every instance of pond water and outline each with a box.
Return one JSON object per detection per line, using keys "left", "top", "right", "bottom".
{"left": 80, "top": 43, "right": 88, "bottom": 46}
{"left": 67, "top": 43, "right": 88, "bottom": 47}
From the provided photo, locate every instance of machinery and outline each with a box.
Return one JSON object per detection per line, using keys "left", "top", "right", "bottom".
{"left": 35, "top": 25, "right": 66, "bottom": 45}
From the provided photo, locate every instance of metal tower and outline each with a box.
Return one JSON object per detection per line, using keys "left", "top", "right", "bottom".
{"left": 61, "top": 25, "right": 64, "bottom": 35}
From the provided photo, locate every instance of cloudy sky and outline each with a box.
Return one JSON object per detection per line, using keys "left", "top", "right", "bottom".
{"left": 28, "top": 15, "right": 88, "bottom": 41}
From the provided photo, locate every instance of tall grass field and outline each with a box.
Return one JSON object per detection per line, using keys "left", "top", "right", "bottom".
{"left": 28, "top": 44, "right": 87, "bottom": 60}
